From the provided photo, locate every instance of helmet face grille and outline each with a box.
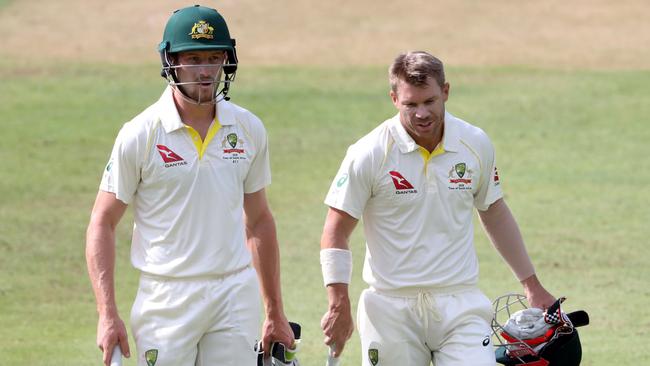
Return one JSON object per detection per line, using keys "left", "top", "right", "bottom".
{"left": 491, "top": 294, "right": 585, "bottom": 366}
{"left": 158, "top": 5, "right": 238, "bottom": 100}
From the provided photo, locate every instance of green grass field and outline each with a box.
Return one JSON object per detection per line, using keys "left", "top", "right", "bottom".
{"left": 1, "top": 61, "right": 649, "bottom": 365}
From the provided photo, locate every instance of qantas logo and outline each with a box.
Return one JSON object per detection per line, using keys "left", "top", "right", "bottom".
{"left": 389, "top": 171, "right": 414, "bottom": 189}
{"left": 156, "top": 145, "right": 188, "bottom": 168}
{"left": 156, "top": 145, "right": 183, "bottom": 162}
{"left": 389, "top": 171, "right": 417, "bottom": 194}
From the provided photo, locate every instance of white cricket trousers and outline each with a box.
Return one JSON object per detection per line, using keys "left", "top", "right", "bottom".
{"left": 130, "top": 266, "right": 260, "bottom": 366}
{"left": 357, "top": 286, "right": 496, "bottom": 366}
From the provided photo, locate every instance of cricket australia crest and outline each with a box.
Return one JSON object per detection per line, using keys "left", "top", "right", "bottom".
{"left": 189, "top": 20, "right": 214, "bottom": 39}
{"left": 227, "top": 133, "right": 238, "bottom": 148}
{"left": 448, "top": 162, "right": 473, "bottom": 190}
{"left": 221, "top": 132, "right": 247, "bottom": 162}
{"left": 145, "top": 349, "right": 158, "bottom": 366}
{"left": 368, "top": 348, "right": 379, "bottom": 365}
{"left": 454, "top": 162, "right": 466, "bottom": 178}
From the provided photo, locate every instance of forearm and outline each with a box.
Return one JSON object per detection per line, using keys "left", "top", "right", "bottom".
{"left": 326, "top": 283, "right": 351, "bottom": 309}
{"left": 319, "top": 208, "right": 357, "bottom": 356}
{"left": 479, "top": 198, "right": 535, "bottom": 281}
{"left": 320, "top": 208, "right": 357, "bottom": 305}
{"left": 247, "top": 213, "right": 284, "bottom": 317}
{"left": 86, "top": 218, "right": 119, "bottom": 317}
{"left": 320, "top": 219, "right": 351, "bottom": 250}
{"left": 320, "top": 208, "right": 356, "bottom": 250}
{"left": 520, "top": 273, "right": 544, "bottom": 291}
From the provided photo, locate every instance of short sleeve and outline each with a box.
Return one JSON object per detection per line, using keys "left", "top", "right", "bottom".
{"left": 324, "top": 146, "right": 373, "bottom": 219}
{"left": 243, "top": 117, "right": 271, "bottom": 194}
{"left": 99, "top": 124, "right": 142, "bottom": 204}
{"left": 473, "top": 136, "right": 503, "bottom": 211}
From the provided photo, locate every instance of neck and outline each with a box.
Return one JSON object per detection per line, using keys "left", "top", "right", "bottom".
{"left": 415, "top": 124, "right": 444, "bottom": 153}
{"left": 172, "top": 88, "right": 217, "bottom": 127}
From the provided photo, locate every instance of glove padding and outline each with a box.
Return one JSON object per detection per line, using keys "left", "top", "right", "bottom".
{"left": 503, "top": 308, "right": 551, "bottom": 340}
{"left": 256, "top": 322, "right": 302, "bottom": 366}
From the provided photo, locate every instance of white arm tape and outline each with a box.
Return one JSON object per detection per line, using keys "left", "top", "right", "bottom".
{"left": 320, "top": 248, "right": 352, "bottom": 286}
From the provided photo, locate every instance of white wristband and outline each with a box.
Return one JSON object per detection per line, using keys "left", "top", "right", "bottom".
{"left": 320, "top": 248, "right": 352, "bottom": 286}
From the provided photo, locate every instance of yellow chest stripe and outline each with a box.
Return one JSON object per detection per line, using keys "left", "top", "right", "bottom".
{"left": 185, "top": 119, "right": 222, "bottom": 159}
{"left": 418, "top": 143, "right": 445, "bottom": 173}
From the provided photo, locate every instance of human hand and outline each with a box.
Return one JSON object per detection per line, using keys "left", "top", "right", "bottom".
{"left": 261, "top": 313, "right": 295, "bottom": 357}
{"left": 526, "top": 287, "right": 556, "bottom": 310}
{"left": 321, "top": 284, "right": 354, "bottom": 358}
{"left": 97, "top": 313, "right": 130, "bottom": 366}
{"left": 521, "top": 274, "right": 556, "bottom": 310}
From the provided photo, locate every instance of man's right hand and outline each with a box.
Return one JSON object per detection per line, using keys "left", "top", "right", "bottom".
{"left": 321, "top": 284, "right": 354, "bottom": 358}
{"left": 97, "top": 313, "right": 130, "bottom": 366}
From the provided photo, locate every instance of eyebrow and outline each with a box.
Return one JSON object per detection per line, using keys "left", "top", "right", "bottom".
{"left": 181, "top": 51, "right": 225, "bottom": 57}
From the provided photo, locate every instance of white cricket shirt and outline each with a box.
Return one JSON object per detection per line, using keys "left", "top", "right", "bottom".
{"left": 325, "top": 112, "right": 503, "bottom": 291}
{"left": 100, "top": 86, "right": 271, "bottom": 277}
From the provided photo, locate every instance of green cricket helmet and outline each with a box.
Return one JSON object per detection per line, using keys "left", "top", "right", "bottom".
{"left": 158, "top": 5, "right": 238, "bottom": 102}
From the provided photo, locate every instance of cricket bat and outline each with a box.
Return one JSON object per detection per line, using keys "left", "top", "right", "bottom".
{"left": 326, "top": 345, "right": 340, "bottom": 366}
{"left": 110, "top": 344, "right": 123, "bottom": 366}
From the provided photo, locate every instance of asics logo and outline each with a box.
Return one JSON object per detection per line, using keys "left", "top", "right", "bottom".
{"left": 482, "top": 336, "right": 490, "bottom": 347}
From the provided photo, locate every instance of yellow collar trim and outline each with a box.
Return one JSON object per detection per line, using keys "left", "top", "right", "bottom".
{"left": 185, "top": 119, "right": 222, "bottom": 159}
{"left": 418, "top": 142, "right": 445, "bottom": 163}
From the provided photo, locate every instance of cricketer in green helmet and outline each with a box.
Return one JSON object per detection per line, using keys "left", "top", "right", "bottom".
{"left": 86, "top": 5, "right": 294, "bottom": 366}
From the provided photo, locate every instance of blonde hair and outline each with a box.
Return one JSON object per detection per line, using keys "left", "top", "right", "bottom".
{"left": 389, "top": 51, "right": 445, "bottom": 92}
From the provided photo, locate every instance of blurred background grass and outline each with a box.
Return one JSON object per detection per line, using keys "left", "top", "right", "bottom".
{"left": 1, "top": 62, "right": 648, "bottom": 364}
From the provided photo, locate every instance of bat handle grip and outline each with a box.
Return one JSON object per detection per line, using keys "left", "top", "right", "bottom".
{"left": 326, "top": 345, "right": 341, "bottom": 366}
{"left": 110, "top": 344, "right": 123, "bottom": 366}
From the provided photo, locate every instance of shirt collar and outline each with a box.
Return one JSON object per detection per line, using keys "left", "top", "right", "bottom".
{"left": 388, "top": 111, "right": 461, "bottom": 154}
{"left": 157, "top": 86, "right": 236, "bottom": 133}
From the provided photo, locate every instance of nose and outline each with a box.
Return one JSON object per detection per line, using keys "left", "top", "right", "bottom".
{"left": 198, "top": 65, "right": 212, "bottom": 77}
{"left": 414, "top": 105, "right": 431, "bottom": 120}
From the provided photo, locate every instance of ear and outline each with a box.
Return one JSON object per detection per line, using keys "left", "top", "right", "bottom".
{"left": 442, "top": 82, "right": 450, "bottom": 102}
{"left": 390, "top": 89, "right": 399, "bottom": 107}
